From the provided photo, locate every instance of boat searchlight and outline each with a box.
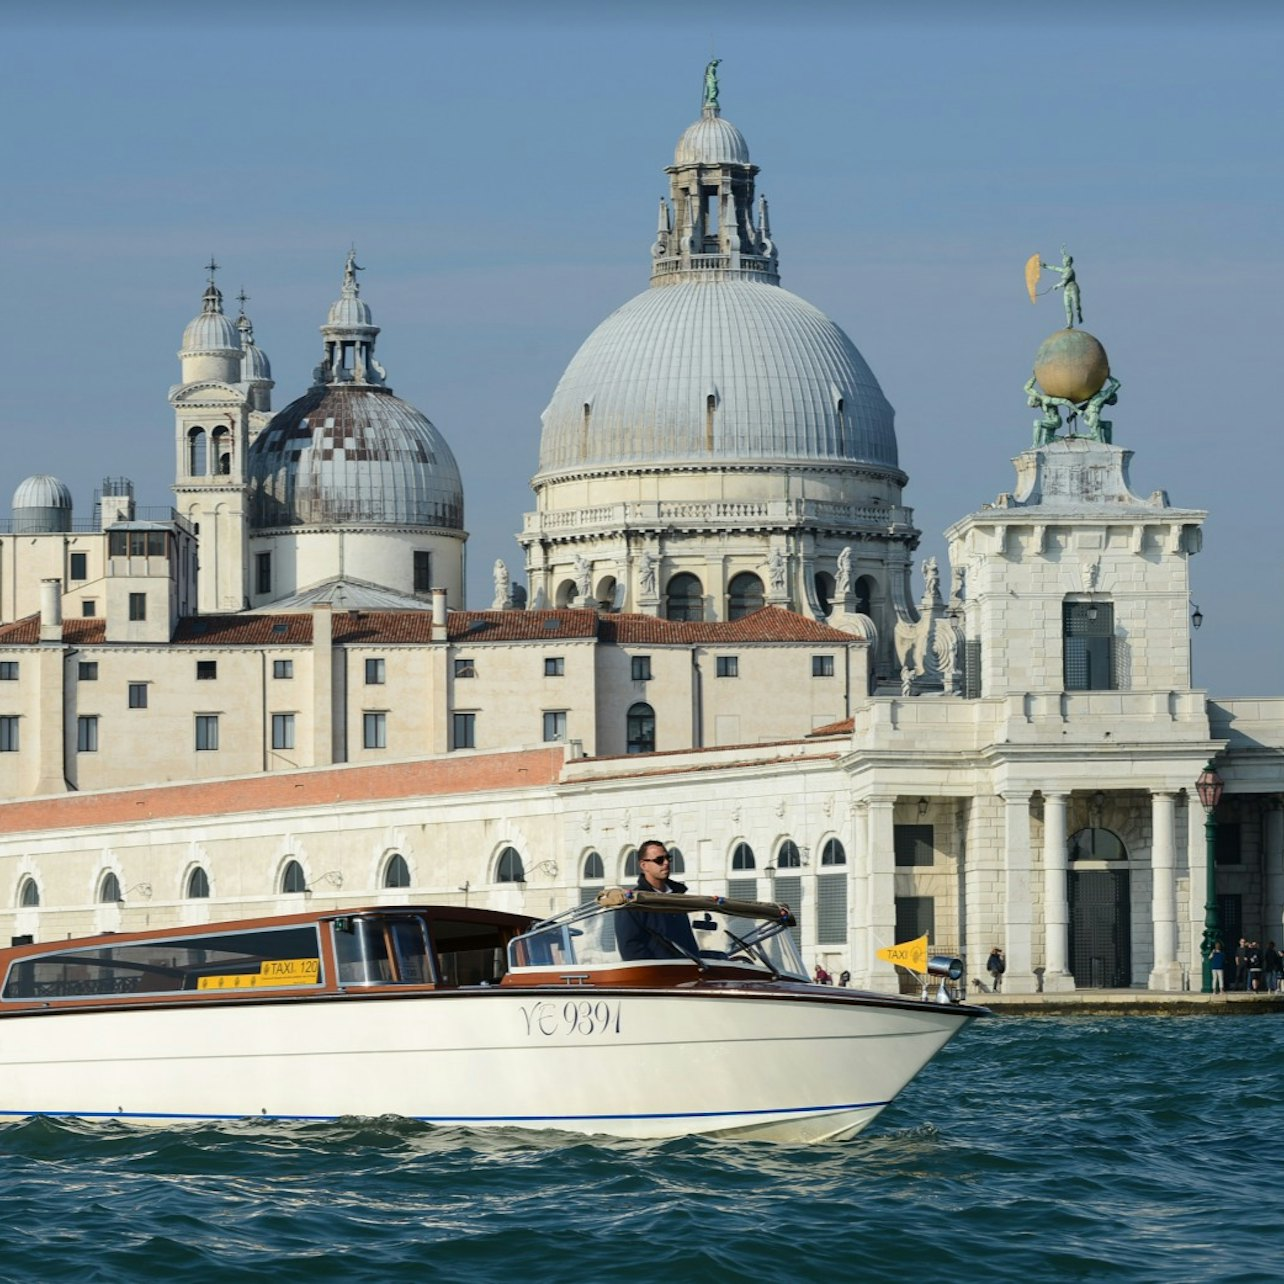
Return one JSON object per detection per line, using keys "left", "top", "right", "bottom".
{"left": 926, "top": 955, "right": 964, "bottom": 1004}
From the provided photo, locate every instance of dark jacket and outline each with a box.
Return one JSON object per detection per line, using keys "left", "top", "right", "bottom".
{"left": 615, "top": 875, "right": 700, "bottom": 961}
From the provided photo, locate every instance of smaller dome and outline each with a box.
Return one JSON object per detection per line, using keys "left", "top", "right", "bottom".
{"left": 182, "top": 284, "right": 241, "bottom": 355}
{"left": 675, "top": 109, "right": 750, "bottom": 166}
{"left": 13, "top": 474, "right": 72, "bottom": 510}
{"left": 243, "top": 342, "right": 272, "bottom": 382}
{"left": 327, "top": 293, "right": 373, "bottom": 327}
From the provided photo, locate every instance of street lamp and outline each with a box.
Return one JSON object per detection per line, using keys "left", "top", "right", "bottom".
{"left": 1196, "top": 762, "right": 1224, "bottom": 993}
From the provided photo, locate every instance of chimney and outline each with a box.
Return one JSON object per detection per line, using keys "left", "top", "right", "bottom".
{"left": 40, "top": 578, "right": 63, "bottom": 642}
{"left": 431, "top": 587, "right": 448, "bottom": 641}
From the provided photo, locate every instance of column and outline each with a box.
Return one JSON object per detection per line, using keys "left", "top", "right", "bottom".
{"left": 865, "top": 796, "right": 898, "bottom": 993}
{"left": 1265, "top": 800, "right": 1284, "bottom": 946}
{"left": 1185, "top": 792, "right": 1208, "bottom": 985}
{"left": 1001, "top": 792, "right": 1037, "bottom": 994}
{"left": 848, "top": 801, "right": 869, "bottom": 987}
{"left": 1149, "top": 791, "right": 1182, "bottom": 991}
{"left": 1041, "top": 792, "right": 1074, "bottom": 992}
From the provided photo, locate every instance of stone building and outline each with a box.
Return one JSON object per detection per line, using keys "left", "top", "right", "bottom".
{"left": 0, "top": 71, "right": 1281, "bottom": 992}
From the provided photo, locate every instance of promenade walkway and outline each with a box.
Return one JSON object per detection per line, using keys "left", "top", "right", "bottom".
{"left": 973, "top": 989, "right": 1284, "bottom": 1015}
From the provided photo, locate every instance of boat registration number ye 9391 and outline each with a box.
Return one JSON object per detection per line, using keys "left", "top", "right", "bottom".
{"left": 196, "top": 958, "right": 320, "bottom": 990}
{"left": 520, "top": 999, "right": 622, "bottom": 1038}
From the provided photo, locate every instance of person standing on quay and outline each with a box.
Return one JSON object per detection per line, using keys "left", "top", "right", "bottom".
{"left": 987, "top": 947, "right": 1006, "bottom": 993}
{"left": 1263, "top": 941, "right": 1281, "bottom": 993}
{"left": 1210, "top": 941, "right": 1225, "bottom": 995}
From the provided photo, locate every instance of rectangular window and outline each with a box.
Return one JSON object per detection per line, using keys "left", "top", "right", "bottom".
{"left": 454, "top": 658, "right": 476, "bottom": 678}
{"left": 894, "top": 824, "right": 936, "bottom": 867}
{"left": 543, "top": 711, "right": 567, "bottom": 742}
{"left": 365, "top": 658, "right": 386, "bottom": 685}
{"left": 0, "top": 717, "right": 18, "bottom": 752}
{"left": 715, "top": 656, "right": 739, "bottom": 678}
{"left": 78, "top": 662, "right": 98, "bottom": 681}
{"left": 1215, "top": 823, "right": 1242, "bottom": 866}
{"left": 108, "top": 530, "right": 168, "bottom": 558}
{"left": 195, "top": 714, "right": 219, "bottom": 751}
{"left": 128, "top": 683, "right": 148, "bottom": 709}
{"left": 0, "top": 663, "right": 17, "bottom": 681}
{"left": 631, "top": 656, "right": 652, "bottom": 682}
{"left": 812, "top": 654, "right": 835, "bottom": 677}
{"left": 452, "top": 712, "right": 476, "bottom": 750}
{"left": 363, "top": 712, "right": 387, "bottom": 750}
{"left": 196, "top": 661, "right": 217, "bottom": 681}
{"left": 816, "top": 873, "right": 848, "bottom": 944}
{"left": 273, "top": 659, "right": 294, "bottom": 679}
{"left": 128, "top": 592, "right": 146, "bottom": 621}
{"left": 544, "top": 657, "right": 564, "bottom": 677}
{"left": 77, "top": 715, "right": 99, "bottom": 753}
{"left": 272, "top": 713, "right": 296, "bottom": 751}
{"left": 1063, "top": 601, "right": 1116, "bottom": 691}
{"left": 255, "top": 552, "right": 272, "bottom": 596}
{"left": 413, "top": 550, "right": 432, "bottom": 593}
{"left": 82, "top": 600, "right": 97, "bottom": 618}
{"left": 69, "top": 552, "right": 87, "bottom": 581}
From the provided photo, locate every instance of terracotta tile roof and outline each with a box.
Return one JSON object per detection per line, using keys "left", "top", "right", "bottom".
{"left": 602, "top": 606, "right": 859, "bottom": 645}
{"left": 173, "top": 614, "right": 314, "bottom": 645}
{"left": 0, "top": 748, "right": 567, "bottom": 835}
{"left": 0, "top": 615, "right": 106, "bottom": 646}
{"left": 447, "top": 610, "right": 599, "bottom": 642}
{"left": 808, "top": 716, "right": 855, "bottom": 737}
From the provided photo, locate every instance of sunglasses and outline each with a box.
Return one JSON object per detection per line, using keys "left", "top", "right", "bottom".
{"left": 642, "top": 855, "right": 671, "bottom": 864}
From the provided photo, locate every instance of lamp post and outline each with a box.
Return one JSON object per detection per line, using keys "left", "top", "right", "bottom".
{"left": 1196, "top": 762, "right": 1224, "bottom": 993}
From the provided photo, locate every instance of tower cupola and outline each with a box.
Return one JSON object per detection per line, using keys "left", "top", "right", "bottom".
{"left": 313, "top": 250, "right": 387, "bottom": 387}
{"left": 237, "top": 290, "right": 274, "bottom": 412}
{"left": 179, "top": 259, "right": 243, "bottom": 384}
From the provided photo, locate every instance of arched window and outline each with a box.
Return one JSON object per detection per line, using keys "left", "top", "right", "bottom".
{"left": 821, "top": 838, "right": 847, "bottom": 866}
{"left": 1069, "top": 828, "right": 1127, "bottom": 861}
{"left": 666, "top": 845, "right": 686, "bottom": 875}
{"left": 211, "top": 427, "right": 232, "bottom": 476}
{"left": 98, "top": 871, "right": 122, "bottom": 903}
{"left": 853, "top": 576, "right": 874, "bottom": 617}
{"left": 731, "top": 842, "right": 755, "bottom": 871}
{"left": 582, "top": 851, "right": 604, "bottom": 881}
{"left": 186, "top": 867, "right": 210, "bottom": 898}
{"left": 776, "top": 840, "right": 802, "bottom": 869}
{"left": 383, "top": 853, "right": 411, "bottom": 888}
{"left": 665, "top": 572, "right": 704, "bottom": 622}
{"left": 623, "top": 849, "right": 639, "bottom": 879}
{"left": 814, "top": 571, "right": 835, "bottom": 617}
{"left": 627, "top": 702, "right": 655, "bottom": 754}
{"left": 728, "top": 572, "right": 764, "bottom": 620}
{"left": 280, "top": 859, "right": 307, "bottom": 894}
{"left": 555, "top": 579, "right": 578, "bottom": 609}
{"left": 188, "top": 427, "right": 207, "bottom": 477}
{"left": 18, "top": 877, "right": 39, "bottom": 908}
{"left": 496, "top": 846, "right": 525, "bottom": 883}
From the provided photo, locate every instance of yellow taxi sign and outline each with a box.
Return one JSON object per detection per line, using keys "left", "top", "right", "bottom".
{"left": 196, "top": 958, "right": 319, "bottom": 990}
{"left": 875, "top": 935, "right": 928, "bottom": 972}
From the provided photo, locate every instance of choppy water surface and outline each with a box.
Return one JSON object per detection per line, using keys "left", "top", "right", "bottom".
{"left": 1, "top": 1015, "right": 1280, "bottom": 1282}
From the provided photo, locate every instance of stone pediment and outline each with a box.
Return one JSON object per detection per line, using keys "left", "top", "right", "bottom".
{"left": 168, "top": 381, "right": 250, "bottom": 406}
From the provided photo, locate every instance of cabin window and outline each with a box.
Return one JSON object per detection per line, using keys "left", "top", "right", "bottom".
{"left": 332, "top": 914, "right": 432, "bottom": 985}
{"left": 17, "top": 877, "right": 39, "bottom": 908}
{"left": 187, "top": 867, "right": 210, "bottom": 898}
{"left": 2, "top": 924, "right": 323, "bottom": 1001}
{"left": 430, "top": 915, "right": 511, "bottom": 986}
{"left": 280, "top": 860, "right": 307, "bottom": 895}
{"left": 496, "top": 847, "right": 525, "bottom": 883}
{"left": 383, "top": 853, "right": 411, "bottom": 889}
{"left": 98, "top": 872, "right": 122, "bottom": 903}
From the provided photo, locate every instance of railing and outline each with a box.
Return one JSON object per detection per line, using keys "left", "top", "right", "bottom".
{"left": 650, "top": 254, "right": 776, "bottom": 279}
{"left": 524, "top": 499, "right": 915, "bottom": 534}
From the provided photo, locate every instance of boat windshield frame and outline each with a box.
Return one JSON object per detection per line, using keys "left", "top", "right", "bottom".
{"left": 507, "top": 890, "right": 808, "bottom": 980}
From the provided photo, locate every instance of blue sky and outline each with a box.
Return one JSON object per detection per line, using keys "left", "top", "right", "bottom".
{"left": 2, "top": 1, "right": 1280, "bottom": 692}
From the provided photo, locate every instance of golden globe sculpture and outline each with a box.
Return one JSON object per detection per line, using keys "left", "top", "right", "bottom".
{"left": 1032, "top": 328, "right": 1110, "bottom": 404}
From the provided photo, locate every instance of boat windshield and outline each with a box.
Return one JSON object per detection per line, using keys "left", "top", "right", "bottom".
{"left": 508, "top": 891, "right": 808, "bottom": 981}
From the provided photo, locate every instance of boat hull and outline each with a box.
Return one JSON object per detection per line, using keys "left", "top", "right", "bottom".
{"left": 0, "top": 984, "right": 978, "bottom": 1141}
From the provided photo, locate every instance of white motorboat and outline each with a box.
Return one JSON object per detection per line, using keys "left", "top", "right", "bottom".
{"left": 0, "top": 890, "right": 984, "bottom": 1142}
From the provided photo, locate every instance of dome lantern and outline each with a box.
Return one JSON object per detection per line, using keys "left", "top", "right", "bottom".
{"left": 315, "top": 249, "right": 387, "bottom": 388}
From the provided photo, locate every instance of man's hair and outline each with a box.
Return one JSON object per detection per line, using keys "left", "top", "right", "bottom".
{"left": 638, "top": 839, "right": 666, "bottom": 859}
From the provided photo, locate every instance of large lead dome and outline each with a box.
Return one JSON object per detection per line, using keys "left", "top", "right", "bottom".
{"left": 535, "top": 76, "right": 896, "bottom": 481}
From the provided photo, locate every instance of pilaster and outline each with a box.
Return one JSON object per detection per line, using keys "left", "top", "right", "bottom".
{"left": 1149, "top": 791, "right": 1183, "bottom": 990}
{"left": 1001, "top": 791, "right": 1037, "bottom": 993}
{"left": 1041, "top": 791, "right": 1074, "bottom": 992}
